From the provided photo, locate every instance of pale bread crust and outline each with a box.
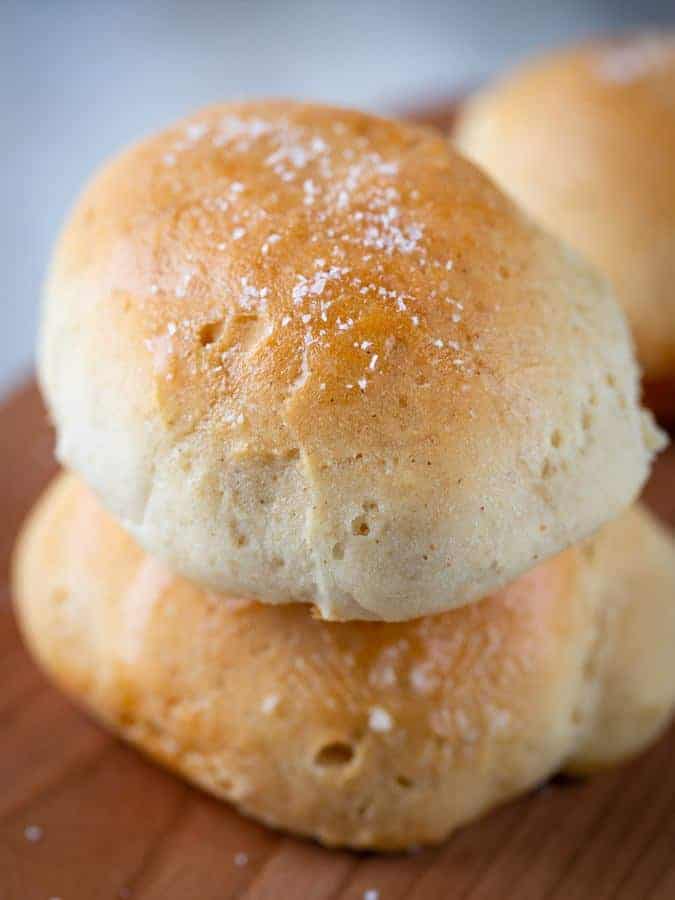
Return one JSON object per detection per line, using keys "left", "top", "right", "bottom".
{"left": 13, "top": 474, "right": 675, "bottom": 849}
{"left": 39, "top": 100, "right": 663, "bottom": 620}
{"left": 456, "top": 33, "right": 675, "bottom": 382}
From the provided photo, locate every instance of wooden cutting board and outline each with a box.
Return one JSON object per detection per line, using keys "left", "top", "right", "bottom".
{"left": 1, "top": 379, "right": 674, "bottom": 900}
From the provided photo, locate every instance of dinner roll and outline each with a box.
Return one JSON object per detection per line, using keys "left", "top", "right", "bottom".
{"left": 13, "top": 474, "right": 675, "bottom": 850}
{"left": 39, "top": 100, "right": 663, "bottom": 620}
{"left": 455, "top": 33, "right": 675, "bottom": 386}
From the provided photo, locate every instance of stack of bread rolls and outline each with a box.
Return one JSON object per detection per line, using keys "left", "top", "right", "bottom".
{"left": 12, "top": 99, "right": 675, "bottom": 851}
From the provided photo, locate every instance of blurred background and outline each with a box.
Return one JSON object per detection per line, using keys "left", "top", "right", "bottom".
{"left": 2, "top": 0, "right": 674, "bottom": 399}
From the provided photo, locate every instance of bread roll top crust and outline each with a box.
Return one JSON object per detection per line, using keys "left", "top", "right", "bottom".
{"left": 40, "top": 100, "right": 662, "bottom": 619}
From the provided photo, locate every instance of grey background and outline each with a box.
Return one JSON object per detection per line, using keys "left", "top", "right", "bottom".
{"left": 2, "top": 0, "right": 674, "bottom": 398}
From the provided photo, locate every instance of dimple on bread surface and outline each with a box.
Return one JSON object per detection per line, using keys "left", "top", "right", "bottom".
{"left": 455, "top": 33, "right": 675, "bottom": 384}
{"left": 12, "top": 474, "right": 675, "bottom": 849}
{"left": 39, "top": 100, "right": 663, "bottom": 620}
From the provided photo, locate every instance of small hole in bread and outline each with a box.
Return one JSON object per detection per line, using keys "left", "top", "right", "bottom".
{"left": 399, "top": 395, "right": 408, "bottom": 408}
{"left": 230, "top": 520, "right": 249, "bottom": 548}
{"left": 396, "top": 775, "right": 414, "bottom": 789}
{"left": 498, "top": 264, "right": 511, "bottom": 280}
{"left": 550, "top": 429, "right": 563, "bottom": 449}
{"left": 351, "top": 516, "right": 370, "bottom": 536}
{"left": 582, "top": 410, "right": 592, "bottom": 432}
{"left": 314, "top": 741, "right": 355, "bottom": 767}
{"left": 198, "top": 320, "right": 226, "bottom": 346}
{"left": 357, "top": 799, "right": 374, "bottom": 819}
{"left": 332, "top": 542, "right": 345, "bottom": 560}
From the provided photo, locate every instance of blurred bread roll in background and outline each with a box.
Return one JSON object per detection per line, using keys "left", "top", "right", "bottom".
{"left": 39, "top": 101, "right": 662, "bottom": 621}
{"left": 13, "top": 474, "right": 675, "bottom": 850}
{"left": 455, "top": 33, "right": 675, "bottom": 392}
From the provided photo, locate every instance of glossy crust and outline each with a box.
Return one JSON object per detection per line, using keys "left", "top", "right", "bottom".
{"left": 39, "top": 100, "right": 663, "bottom": 620}
{"left": 456, "top": 32, "right": 675, "bottom": 385}
{"left": 13, "top": 474, "right": 675, "bottom": 849}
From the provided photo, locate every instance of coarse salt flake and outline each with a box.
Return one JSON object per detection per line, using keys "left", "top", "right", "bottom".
{"left": 262, "top": 232, "right": 281, "bottom": 255}
{"left": 303, "top": 178, "right": 319, "bottom": 205}
{"left": 185, "top": 122, "right": 208, "bottom": 141}
{"left": 261, "top": 694, "right": 279, "bottom": 714}
{"left": 410, "top": 663, "right": 438, "bottom": 694}
{"left": 24, "top": 825, "right": 43, "bottom": 843}
{"left": 175, "top": 269, "right": 193, "bottom": 298}
{"left": 368, "top": 706, "right": 393, "bottom": 732}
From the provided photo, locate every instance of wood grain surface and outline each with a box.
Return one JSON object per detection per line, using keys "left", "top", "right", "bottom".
{"left": 1, "top": 378, "right": 674, "bottom": 900}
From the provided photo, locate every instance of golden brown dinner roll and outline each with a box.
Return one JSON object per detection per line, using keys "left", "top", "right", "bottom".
{"left": 13, "top": 474, "right": 675, "bottom": 850}
{"left": 39, "top": 100, "right": 663, "bottom": 620}
{"left": 455, "top": 32, "right": 675, "bottom": 388}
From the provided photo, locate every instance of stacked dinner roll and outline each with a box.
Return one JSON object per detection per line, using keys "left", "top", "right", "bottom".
{"left": 455, "top": 32, "right": 675, "bottom": 417}
{"left": 14, "top": 477, "right": 675, "bottom": 849}
{"left": 12, "top": 101, "right": 675, "bottom": 850}
{"left": 34, "top": 101, "right": 663, "bottom": 621}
